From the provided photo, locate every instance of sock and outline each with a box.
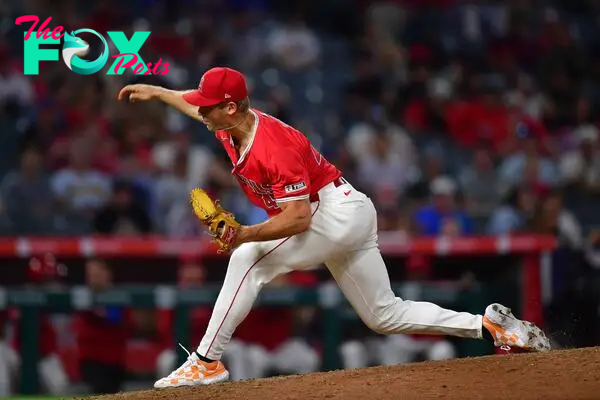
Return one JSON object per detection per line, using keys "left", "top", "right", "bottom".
{"left": 195, "top": 351, "right": 214, "bottom": 364}
{"left": 482, "top": 324, "right": 494, "bottom": 342}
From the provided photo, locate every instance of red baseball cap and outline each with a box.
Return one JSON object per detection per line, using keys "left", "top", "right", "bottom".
{"left": 183, "top": 67, "right": 248, "bottom": 107}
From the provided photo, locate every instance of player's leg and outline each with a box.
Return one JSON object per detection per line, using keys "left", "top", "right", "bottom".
{"left": 326, "top": 246, "right": 483, "bottom": 338}
{"left": 155, "top": 202, "right": 343, "bottom": 388}
{"left": 194, "top": 242, "right": 294, "bottom": 361}
{"left": 324, "top": 196, "right": 550, "bottom": 352}
{"left": 326, "top": 245, "right": 550, "bottom": 350}
{"left": 154, "top": 240, "right": 290, "bottom": 387}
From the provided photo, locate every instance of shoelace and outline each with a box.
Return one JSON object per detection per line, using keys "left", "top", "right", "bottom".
{"left": 166, "top": 343, "right": 206, "bottom": 378}
{"left": 178, "top": 342, "right": 192, "bottom": 358}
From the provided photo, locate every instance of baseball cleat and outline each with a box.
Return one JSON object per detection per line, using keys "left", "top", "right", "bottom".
{"left": 154, "top": 345, "right": 229, "bottom": 388}
{"left": 483, "top": 303, "right": 551, "bottom": 352}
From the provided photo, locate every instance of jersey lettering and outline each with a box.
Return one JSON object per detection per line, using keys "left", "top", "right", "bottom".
{"left": 235, "top": 174, "right": 278, "bottom": 209}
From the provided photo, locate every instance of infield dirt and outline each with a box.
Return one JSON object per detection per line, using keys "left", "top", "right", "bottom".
{"left": 84, "top": 347, "right": 600, "bottom": 400}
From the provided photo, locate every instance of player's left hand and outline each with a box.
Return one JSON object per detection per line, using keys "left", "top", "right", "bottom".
{"left": 190, "top": 188, "right": 241, "bottom": 253}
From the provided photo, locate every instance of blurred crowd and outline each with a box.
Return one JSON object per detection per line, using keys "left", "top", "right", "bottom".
{"left": 2, "top": 0, "right": 600, "bottom": 244}
{"left": 1, "top": 0, "right": 600, "bottom": 395}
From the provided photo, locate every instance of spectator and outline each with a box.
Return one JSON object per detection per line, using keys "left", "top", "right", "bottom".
{"left": 377, "top": 208, "right": 412, "bottom": 236}
{"left": 405, "top": 146, "right": 446, "bottom": 201}
{"left": 412, "top": 176, "right": 473, "bottom": 237}
{"left": 343, "top": 52, "right": 384, "bottom": 124}
{"left": 50, "top": 138, "right": 111, "bottom": 222}
{"left": 266, "top": 14, "right": 320, "bottom": 71}
{"left": 560, "top": 125, "right": 600, "bottom": 192}
{"left": 445, "top": 81, "right": 510, "bottom": 152}
{"left": 0, "top": 147, "right": 55, "bottom": 234}
{"left": 0, "top": 45, "right": 35, "bottom": 118}
{"left": 403, "top": 77, "right": 453, "bottom": 134}
{"left": 458, "top": 146, "right": 501, "bottom": 216}
{"left": 486, "top": 185, "right": 538, "bottom": 235}
{"left": 531, "top": 189, "right": 582, "bottom": 250}
{"left": 94, "top": 180, "right": 152, "bottom": 235}
{"left": 498, "top": 129, "right": 559, "bottom": 194}
{"left": 346, "top": 120, "right": 415, "bottom": 168}
{"left": 75, "top": 258, "right": 128, "bottom": 394}
{"left": 356, "top": 128, "right": 412, "bottom": 209}
{"left": 154, "top": 151, "right": 193, "bottom": 234}
{"left": 504, "top": 90, "right": 552, "bottom": 157}
{"left": 152, "top": 131, "right": 216, "bottom": 190}
{"left": 22, "top": 102, "right": 65, "bottom": 154}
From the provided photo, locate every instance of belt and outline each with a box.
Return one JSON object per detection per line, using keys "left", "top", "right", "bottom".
{"left": 309, "top": 177, "right": 347, "bottom": 203}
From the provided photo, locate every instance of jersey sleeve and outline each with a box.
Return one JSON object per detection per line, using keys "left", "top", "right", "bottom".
{"left": 269, "top": 148, "right": 311, "bottom": 203}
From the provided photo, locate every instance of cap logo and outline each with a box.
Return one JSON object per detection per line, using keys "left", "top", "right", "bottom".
{"left": 198, "top": 75, "right": 205, "bottom": 92}
{"left": 224, "top": 93, "right": 231, "bottom": 98}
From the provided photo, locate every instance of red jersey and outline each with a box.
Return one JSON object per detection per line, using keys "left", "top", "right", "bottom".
{"left": 10, "top": 309, "right": 58, "bottom": 357}
{"left": 216, "top": 110, "right": 341, "bottom": 217}
{"left": 74, "top": 309, "right": 129, "bottom": 366}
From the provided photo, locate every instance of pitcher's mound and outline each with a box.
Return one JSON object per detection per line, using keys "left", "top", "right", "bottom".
{"left": 85, "top": 347, "right": 600, "bottom": 400}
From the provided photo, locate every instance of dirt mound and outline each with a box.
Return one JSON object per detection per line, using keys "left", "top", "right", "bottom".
{"left": 85, "top": 347, "right": 600, "bottom": 400}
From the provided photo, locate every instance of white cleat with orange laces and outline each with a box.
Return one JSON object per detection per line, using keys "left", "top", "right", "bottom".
{"left": 154, "top": 345, "right": 229, "bottom": 388}
{"left": 483, "top": 303, "right": 551, "bottom": 352}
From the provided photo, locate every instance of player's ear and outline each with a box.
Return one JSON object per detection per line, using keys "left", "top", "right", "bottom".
{"left": 225, "top": 101, "right": 238, "bottom": 115}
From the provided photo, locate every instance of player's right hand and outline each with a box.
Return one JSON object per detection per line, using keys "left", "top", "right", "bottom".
{"left": 117, "top": 84, "right": 159, "bottom": 102}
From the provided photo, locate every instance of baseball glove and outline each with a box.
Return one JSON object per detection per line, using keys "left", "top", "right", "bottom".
{"left": 190, "top": 188, "right": 241, "bottom": 253}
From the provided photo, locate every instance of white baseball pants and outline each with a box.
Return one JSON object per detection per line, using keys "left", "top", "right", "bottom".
{"left": 196, "top": 180, "right": 483, "bottom": 360}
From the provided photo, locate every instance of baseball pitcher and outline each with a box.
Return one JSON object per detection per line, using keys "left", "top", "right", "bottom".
{"left": 118, "top": 67, "right": 551, "bottom": 388}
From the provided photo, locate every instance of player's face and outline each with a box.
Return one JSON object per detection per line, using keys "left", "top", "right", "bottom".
{"left": 197, "top": 102, "right": 236, "bottom": 131}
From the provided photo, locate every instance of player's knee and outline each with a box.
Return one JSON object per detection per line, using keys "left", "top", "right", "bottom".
{"left": 369, "top": 323, "right": 393, "bottom": 335}
{"left": 365, "top": 298, "right": 408, "bottom": 334}
{"left": 364, "top": 313, "right": 397, "bottom": 335}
